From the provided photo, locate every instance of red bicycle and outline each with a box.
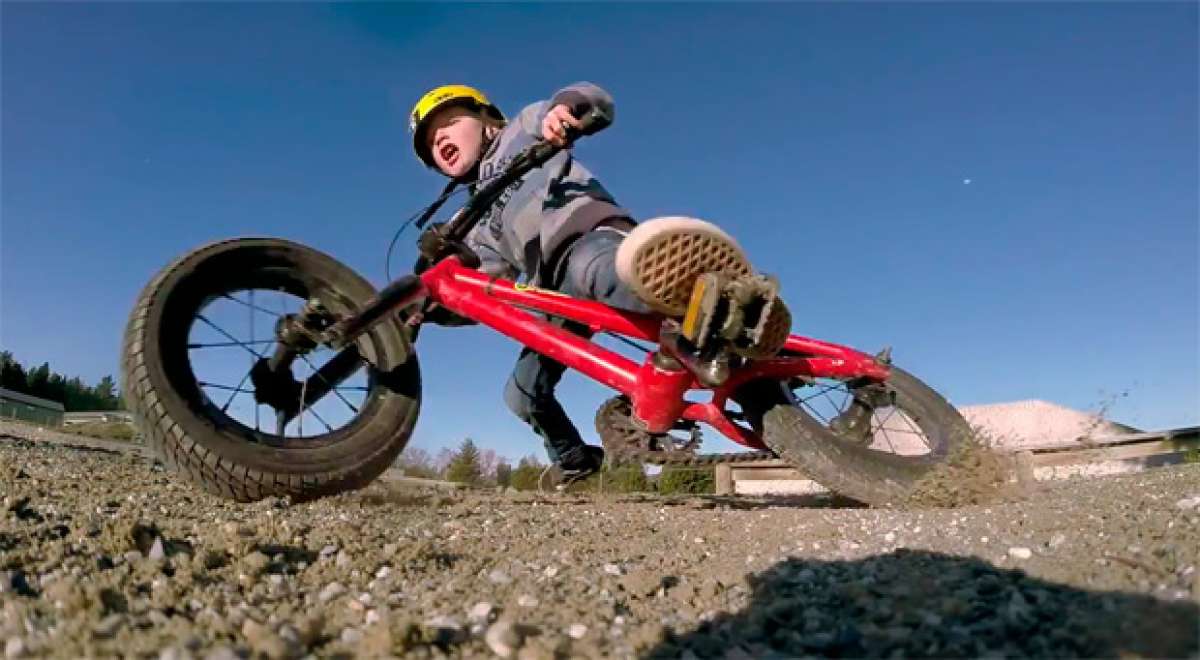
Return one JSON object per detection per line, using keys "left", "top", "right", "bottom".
{"left": 121, "top": 111, "right": 973, "bottom": 506}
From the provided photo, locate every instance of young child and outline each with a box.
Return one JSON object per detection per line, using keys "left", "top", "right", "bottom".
{"left": 408, "top": 82, "right": 787, "bottom": 482}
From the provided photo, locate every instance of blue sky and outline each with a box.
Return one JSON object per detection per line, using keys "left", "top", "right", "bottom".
{"left": 2, "top": 3, "right": 1196, "bottom": 462}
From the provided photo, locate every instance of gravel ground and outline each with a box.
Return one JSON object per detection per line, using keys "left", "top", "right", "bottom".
{"left": 1, "top": 425, "right": 1198, "bottom": 659}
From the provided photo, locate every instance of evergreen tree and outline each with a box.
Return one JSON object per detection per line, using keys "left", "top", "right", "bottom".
{"left": 0, "top": 353, "right": 27, "bottom": 392}
{"left": 509, "top": 455, "right": 545, "bottom": 491}
{"left": 27, "top": 363, "right": 51, "bottom": 399}
{"left": 445, "top": 438, "right": 483, "bottom": 484}
{"left": 494, "top": 462, "right": 513, "bottom": 488}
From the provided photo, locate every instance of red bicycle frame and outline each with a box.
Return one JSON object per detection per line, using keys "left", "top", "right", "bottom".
{"left": 416, "top": 256, "right": 890, "bottom": 450}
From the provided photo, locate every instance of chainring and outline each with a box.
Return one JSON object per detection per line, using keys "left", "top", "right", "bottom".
{"left": 594, "top": 396, "right": 778, "bottom": 467}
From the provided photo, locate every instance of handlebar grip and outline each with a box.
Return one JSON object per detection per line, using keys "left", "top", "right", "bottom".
{"left": 566, "top": 107, "right": 612, "bottom": 142}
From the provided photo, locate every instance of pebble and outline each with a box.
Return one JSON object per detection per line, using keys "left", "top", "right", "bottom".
{"left": 243, "top": 551, "right": 270, "bottom": 575}
{"left": 365, "top": 610, "right": 381, "bottom": 626}
{"left": 543, "top": 566, "right": 559, "bottom": 578}
{"left": 488, "top": 569, "right": 512, "bottom": 585}
{"left": 319, "top": 545, "right": 338, "bottom": 557}
{"left": 1008, "top": 547, "right": 1033, "bottom": 560}
{"left": 469, "top": 602, "right": 494, "bottom": 623}
{"left": 158, "top": 647, "right": 193, "bottom": 660}
{"left": 485, "top": 620, "right": 525, "bottom": 658}
{"left": 5, "top": 638, "right": 27, "bottom": 659}
{"left": 567, "top": 623, "right": 588, "bottom": 639}
{"left": 203, "top": 647, "right": 241, "bottom": 660}
{"left": 93, "top": 614, "right": 124, "bottom": 639}
{"left": 517, "top": 594, "right": 539, "bottom": 608}
{"left": 148, "top": 538, "right": 166, "bottom": 561}
{"left": 319, "top": 582, "right": 347, "bottom": 603}
{"left": 375, "top": 566, "right": 391, "bottom": 580}
{"left": 1048, "top": 533, "right": 1067, "bottom": 549}
{"left": 884, "top": 532, "right": 896, "bottom": 543}
{"left": 603, "top": 563, "right": 623, "bottom": 576}
{"left": 1174, "top": 495, "right": 1200, "bottom": 510}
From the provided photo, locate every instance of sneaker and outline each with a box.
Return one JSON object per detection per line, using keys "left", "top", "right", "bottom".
{"left": 555, "top": 444, "right": 605, "bottom": 486}
{"left": 616, "top": 216, "right": 791, "bottom": 355}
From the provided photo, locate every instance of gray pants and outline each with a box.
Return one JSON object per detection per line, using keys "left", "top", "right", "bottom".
{"left": 502, "top": 227, "right": 649, "bottom": 463}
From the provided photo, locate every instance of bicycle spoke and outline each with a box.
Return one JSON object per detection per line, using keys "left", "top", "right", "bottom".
{"left": 820, "top": 388, "right": 845, "bottom": 416}
{"left": 306, "top": 406, "right": 334, "bottom": 433}
{"left": 199, "top": 381, "right": 253, "bottom": 395}
{"left": 299, "top": 354, "right": 360, "bottom": 415}
{"left": 221, "top": 368, "right": 255, "bottom": 413}
{"left": 195, "top": 315, "right": 263, "bottom": 360}
{"left": 222, "top": 292, "right": 284, "bottom": 319}
{"left": 798, "top": 383, "right": 842, "bottom": 405}
{"left": 800, "top": 400, "right": 830, "bottom": 425}
{"left": 188, "top": 339, "right": 277, "bottom": 349}
{"left": 879, "top": 428, "right": 898, "bottom": 454}
{"left": 251, "top": 290, "right": 259, "bottom": 432}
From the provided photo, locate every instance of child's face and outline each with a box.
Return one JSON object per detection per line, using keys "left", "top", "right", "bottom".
{"left": 425, "top": 105, "right": 486, "bottom": 179}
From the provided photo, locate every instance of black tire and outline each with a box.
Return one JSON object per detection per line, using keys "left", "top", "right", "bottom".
{"left": 755, "top": 366, "right": 973, "bottom": 506}
{"left": 121, "top": 238, "right": 421, "bottom": 502}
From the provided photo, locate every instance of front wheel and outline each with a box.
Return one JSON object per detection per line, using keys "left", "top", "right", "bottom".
{"left": 121, "top": 238, "right": 421, "bottom": 502}
{"left": 743, "top": 366, "right": 975, "bottom": 505}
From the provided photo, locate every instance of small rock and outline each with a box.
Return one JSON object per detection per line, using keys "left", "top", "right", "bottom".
{"left": 469, "top": 602, "right": 494, "bottom": 623}
{"left": 424, "top": 616, "right": 464, "bottom": 645}
{"left": 5, "top": 638, "right": 27, "bottom": 659}
{"left": 158, "top": 646, "right": 194, "bottom": 660}
{"left": 148, "top": 538, "right": 166, "bottom": 561}
{"left": 485, "top": 620, "right": 526, "bottom": 658}
{"left": 93, "top": 614, "right": 124, "bottom": 639}
{"left": 603, "top": 563, "right": 622, "bottom": 576}
{"left": 884, "top": 532, "right": 896, "bottom": 543}
{"left": 488, "top": 569, "right": 512, "bottom": 585}
{"left": 375, "top": 566, "right": 391, "bottom": 580}
{"left": 347, "top": 599, "right": 365, "bottom": 613}
{"left": 1174, "top": 495, "right": 1200, "bottom": 510}
{"left": 567, "top": 623, "right": 588, "bottom": 639}
{"left": 1047, "top": 533, "right": 1067, "bottom": 549}
{"left": 517, "top": 594, "right": 539, "bottom": 608}
{"left": 203, "top": 647, "right": 241, "bottom": 660}
{"left": 365, "top": 609, "right": 381, "bottom": 626}
{"left": 543, "top": 566, "right": 559, "bottom": 578}
{"left": 320, "top": 545, "right": 338, "bottom": 557}
{"left": 319, "top": 582, "right": 347, "bottom": 603}
{"left": 243, "top": 551, "right": 270, "bottom": 575}
{"left": 1008, "top": 547, "right": 1033, "bottom": 560}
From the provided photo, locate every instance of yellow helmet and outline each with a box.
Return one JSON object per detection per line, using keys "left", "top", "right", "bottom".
{"left": 409, "top": 84, "right": 505, "bottom": 168}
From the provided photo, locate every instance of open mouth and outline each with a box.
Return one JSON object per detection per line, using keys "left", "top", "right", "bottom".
{"left": 439, "top": 143, "right": 459, "bottom": 167}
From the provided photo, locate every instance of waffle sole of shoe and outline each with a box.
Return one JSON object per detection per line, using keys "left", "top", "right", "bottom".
{"left": 615, "top": 216, "right": 753, "bottom": 316}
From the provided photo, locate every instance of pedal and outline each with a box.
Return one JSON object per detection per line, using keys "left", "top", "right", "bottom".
{"left": 681, "top": 273, "right": 790, "bottom": 358}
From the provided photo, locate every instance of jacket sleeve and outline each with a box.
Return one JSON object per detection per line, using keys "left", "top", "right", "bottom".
{"left": 515, "top": 82, "right": 615, "bottom": 138}
{"left": 465, "top": 227, "right": 519, "bottom": 280}
{"left": 549, "top": 82, "right": 615, "bottom": 127}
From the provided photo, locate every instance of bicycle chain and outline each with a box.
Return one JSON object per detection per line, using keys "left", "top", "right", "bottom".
{"left": 593, "top": 396, "right": 778, "bottom": 467}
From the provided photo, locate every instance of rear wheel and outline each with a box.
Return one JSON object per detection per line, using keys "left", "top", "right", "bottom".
{"left": 121, "top": 238, "right": 420, "bottom": 502}
{"left": 739, "top": 366, "right": 973, "bottom": 505}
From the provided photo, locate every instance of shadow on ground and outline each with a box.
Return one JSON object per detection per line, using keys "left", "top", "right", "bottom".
{"left": 645, "top": 549, "right": 1198, "bottom": 658}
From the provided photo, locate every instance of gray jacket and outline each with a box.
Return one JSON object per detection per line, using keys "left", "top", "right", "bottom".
{"left": 462, "top": 82, "right": 630, "bottom": 284}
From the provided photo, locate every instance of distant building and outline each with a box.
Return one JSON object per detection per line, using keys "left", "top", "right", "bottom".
{"left": 0, "top": 386, "right": 65, "bottom": 427}
{"left": 958, "top": 399, "right": 1141, "bottom": 449}
{"left": 62, "top": 411, "right": 135, "bottom": 425}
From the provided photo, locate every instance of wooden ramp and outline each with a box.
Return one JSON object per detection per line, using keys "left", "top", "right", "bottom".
{"left": 714, "top": 426, "right": 1200, "bottom": 496}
